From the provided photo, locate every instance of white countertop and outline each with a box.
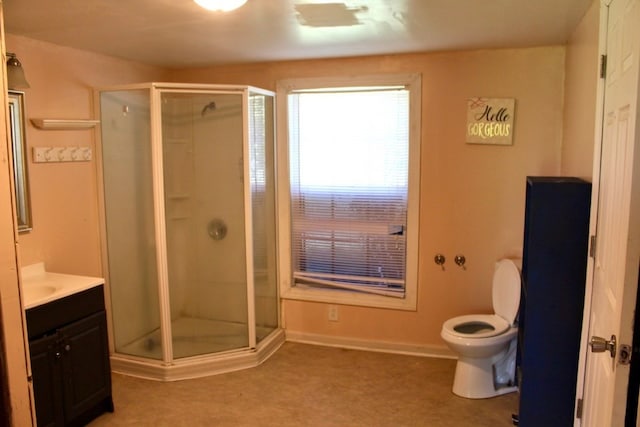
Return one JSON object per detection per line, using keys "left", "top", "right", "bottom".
{"left": 21, "top": 263, "right": 104, "bottom": 309}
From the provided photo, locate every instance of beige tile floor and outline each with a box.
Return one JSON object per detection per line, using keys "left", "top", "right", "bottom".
{"left": 89, "top": 342, "right": 518, "bottom": 427}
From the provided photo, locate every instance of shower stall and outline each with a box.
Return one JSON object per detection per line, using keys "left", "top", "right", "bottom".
{"left": 96, "top": 83, "right": 282, "bottom": 380}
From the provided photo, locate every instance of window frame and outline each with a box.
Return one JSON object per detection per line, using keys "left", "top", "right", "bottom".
{"left": 276, "top": 73, "right": 422, "bottom": 311}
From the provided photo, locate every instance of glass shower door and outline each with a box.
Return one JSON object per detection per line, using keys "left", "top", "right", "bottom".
{"left": 161, "top": 91, "right": 249, "bottom": 358}
{"left": 100, "top": 89, "right": 163, "bottom": 360}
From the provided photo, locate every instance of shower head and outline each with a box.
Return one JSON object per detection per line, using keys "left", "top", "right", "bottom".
{"left": 201, "top": 101, "right": 217, "bottom": 116}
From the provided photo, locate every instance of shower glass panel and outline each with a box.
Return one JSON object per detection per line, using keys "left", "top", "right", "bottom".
{"left": 100, "top": 90, "right": 162, "bottom": 360}
{"left": 248, "top": 93, "right": 279, "bottom": 343}
{"left": 161, "top": 92, "right": 249, "bottom": 358}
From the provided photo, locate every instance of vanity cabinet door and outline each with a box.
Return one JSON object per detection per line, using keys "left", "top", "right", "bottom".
{"left": 59, "top": 311, "right": 113, "bottom": 425}
{"left": 29, "top": 334, "right": 65, "bottom": 427}
{"left": 26, "top": 285, "right": 113, "bottom": 426}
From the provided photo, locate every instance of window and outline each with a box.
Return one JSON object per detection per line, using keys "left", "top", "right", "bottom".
{"left": 277, "top": 74, "right": 421, "bottom": 310}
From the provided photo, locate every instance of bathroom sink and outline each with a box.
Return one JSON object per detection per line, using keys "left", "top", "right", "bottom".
{"left": 20, "top": 263, "right": 104, "bottom": 309}
{"left": 24, "top": 285, "right": 57, "bottom": 301}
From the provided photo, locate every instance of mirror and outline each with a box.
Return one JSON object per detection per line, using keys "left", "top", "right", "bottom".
{"left": 8, "top": 91, "right": 32, "bottom": 232}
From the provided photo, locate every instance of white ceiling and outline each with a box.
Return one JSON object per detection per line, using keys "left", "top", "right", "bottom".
{"left": 3, "top": 0, "right": 593, "bottom": 69}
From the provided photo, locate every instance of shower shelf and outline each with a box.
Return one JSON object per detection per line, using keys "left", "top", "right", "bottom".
{"left": 30, "top": 119, "right": 100, "bottom": 130}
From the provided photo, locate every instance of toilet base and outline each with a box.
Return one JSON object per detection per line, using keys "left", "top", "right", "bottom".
{"left": 452, "top": 356, "right": 518, "bottom": 399}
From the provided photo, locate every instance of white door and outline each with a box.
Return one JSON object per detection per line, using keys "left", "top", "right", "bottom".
{"left": 581, "top": 0, "right": 640, "bottom": 425}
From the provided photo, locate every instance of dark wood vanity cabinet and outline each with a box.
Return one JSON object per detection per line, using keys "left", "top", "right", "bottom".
{"left": 26, "top": 285, "right": 113, "bottom": 427}
{"left": 517, "top": 177, "right": 591, "bottom": 427}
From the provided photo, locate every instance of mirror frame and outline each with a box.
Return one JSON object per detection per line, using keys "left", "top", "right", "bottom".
{"left": 8, "top": 90, "right": 32, "bottom": 232}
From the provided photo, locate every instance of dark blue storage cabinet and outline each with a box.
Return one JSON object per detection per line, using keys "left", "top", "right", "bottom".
{"left": 517, "top": 177, "right": 591, "bottom": 427}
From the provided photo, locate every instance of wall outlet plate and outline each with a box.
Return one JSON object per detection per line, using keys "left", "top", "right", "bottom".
{"left": 328, "top": 305, "right": 339, "bottom": 322}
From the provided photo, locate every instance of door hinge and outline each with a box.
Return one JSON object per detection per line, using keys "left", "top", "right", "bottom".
{"left": 600, "top": 54, "right": 608, "bottom": 79}
{"left": 589, "top": 235, "right": 597, "bottom": 258}
{"left": 576, "top": 398, "right": 583, "bottom": 419}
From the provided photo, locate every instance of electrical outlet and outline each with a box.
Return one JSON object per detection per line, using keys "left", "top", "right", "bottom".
{"left": 328, "top": 305, "right": 339, "bottom": 322}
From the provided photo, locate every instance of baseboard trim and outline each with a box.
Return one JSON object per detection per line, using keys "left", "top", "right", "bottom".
{"left": 284, "top": 330, "right": 455, "bottom": 359}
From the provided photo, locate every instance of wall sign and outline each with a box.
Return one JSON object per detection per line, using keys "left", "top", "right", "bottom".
{"left": 466, "top": 97, "right": 515, "bottom": 145}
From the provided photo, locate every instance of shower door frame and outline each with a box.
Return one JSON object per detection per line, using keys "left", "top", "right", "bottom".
{"left": 95, "top": 82, "right": 280, "bottom": 370}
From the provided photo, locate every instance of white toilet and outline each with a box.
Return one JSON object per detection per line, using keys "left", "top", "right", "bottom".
{"left": 441, "top": 258, "right": 521, "bottom": 399}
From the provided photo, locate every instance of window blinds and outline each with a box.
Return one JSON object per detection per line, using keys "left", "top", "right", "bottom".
{"left": 288, "top": 88, "right": 410, "bottom": 298}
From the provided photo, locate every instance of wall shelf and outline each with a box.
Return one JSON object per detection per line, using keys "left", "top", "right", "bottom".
{"left": 30, "top": 118, "right": 100, "bottom": 130}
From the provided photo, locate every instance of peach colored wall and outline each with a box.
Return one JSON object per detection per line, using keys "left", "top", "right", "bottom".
{"left": 3, "top": 33, "right": 575, "bottom": 351}
{"left": 172, "top": 47, "right": 566, "bottom": 349}
{"left": 562, "top": 0, "right": 600, "bottom": 179}
{"left": 5, "top": 35, "right": 166, "bottom": 277}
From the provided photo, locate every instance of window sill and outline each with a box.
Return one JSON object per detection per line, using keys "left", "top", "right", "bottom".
{"left": 280, "top": 285, "right": 417, "bottom": 311}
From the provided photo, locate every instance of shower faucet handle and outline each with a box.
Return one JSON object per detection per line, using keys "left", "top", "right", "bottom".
{"left": 434, "top": 254, "right": 446, "bottom": 270}
{"left": 207, "top": 219, "right": 228, "bottom": 240}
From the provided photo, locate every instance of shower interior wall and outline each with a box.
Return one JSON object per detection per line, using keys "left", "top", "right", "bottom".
{"left": 162, "top": 93, "right": 249, "bottom": 326}
{"left": 162, "top": 91, "right": 281, "bottom": 335}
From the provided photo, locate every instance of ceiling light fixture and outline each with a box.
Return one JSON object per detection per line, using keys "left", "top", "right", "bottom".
{"left": 193, "top": 0, "right": 248, "bottom": 12}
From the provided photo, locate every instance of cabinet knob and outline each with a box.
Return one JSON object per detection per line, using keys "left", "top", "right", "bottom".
{"left": 55, "top": 351, "right": 62, "bottom": 359}
{"left": 64, "top": 344, "right": 71, "bottom": 352}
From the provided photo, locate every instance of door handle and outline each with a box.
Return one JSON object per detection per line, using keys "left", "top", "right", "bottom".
{"left": 589, "top": 335, "right": 617, "bottom": 358}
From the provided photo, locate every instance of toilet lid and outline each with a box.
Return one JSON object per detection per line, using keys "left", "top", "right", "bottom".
{"left": 492, "top": 259, "right": 521, "bottom": 324}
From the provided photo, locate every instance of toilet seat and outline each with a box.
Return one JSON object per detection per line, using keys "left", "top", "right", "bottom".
{"left": 443, "top": 314, "right": 510, "bottom": 339}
